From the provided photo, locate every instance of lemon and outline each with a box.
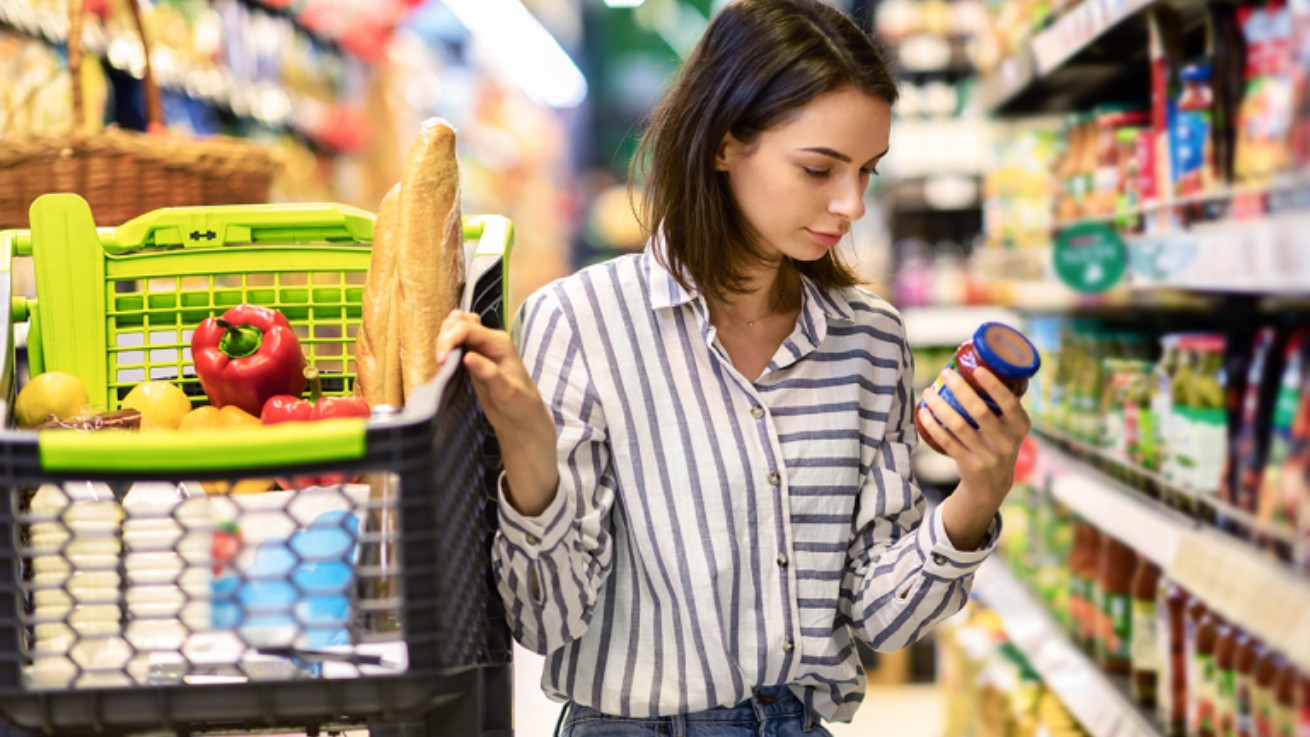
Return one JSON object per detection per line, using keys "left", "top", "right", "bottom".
{"left": 15, "top": 372, "right": 90, "bottom": 428}
{"left": 121, "top": 381, "right": 193, "bottom": 431}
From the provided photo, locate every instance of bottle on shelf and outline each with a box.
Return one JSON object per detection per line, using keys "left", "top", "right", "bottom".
{"left": 1131, "top": 554, "right": 1162, "bottom": 708}
{"left": 1235, "top": 634, "right": 1262, "bottom": 737}
{"left": 1160, "top": 578, "right": 1191, "bottom": 737}
{"left": 1194, "top": 609, "right": 1221, "bottom": 737}
{"left": 1275, "top": 663, "right": 1296, "bottom": 737}
{"left": 1215, "top": 622, "right": 1238, "bottom": 737}
{"left": 1096, "top": 534, "right": 1136, "bottom": 675}
{"left": 1296, "top": 671, "right": 1308, "bottom": 737}
{"left": 1185, "top": 595, "right": 1212, "bottom": 737}
{"left": 1255, "top": 650, "right": 1284, "bottom": 737}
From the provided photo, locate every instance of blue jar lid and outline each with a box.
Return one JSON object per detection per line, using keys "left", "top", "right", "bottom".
{"left": 1180, "top": 63, "right": 1212, "bottom": 83}
{"left": 973, "top": 323, "right": 1041, "bottom": 380}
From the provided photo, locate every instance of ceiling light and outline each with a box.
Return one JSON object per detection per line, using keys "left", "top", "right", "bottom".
{"left": 441, "top": 0, "right": 588, "bottom": 109}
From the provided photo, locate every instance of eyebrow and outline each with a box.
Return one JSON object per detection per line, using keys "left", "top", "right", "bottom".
{"left": 799, "top": 146, "right": 891, "bottom": 165}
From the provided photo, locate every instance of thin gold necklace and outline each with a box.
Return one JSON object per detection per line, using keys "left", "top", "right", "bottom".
{"left": 718, "top": 279, "right": 791, "bottom": 327}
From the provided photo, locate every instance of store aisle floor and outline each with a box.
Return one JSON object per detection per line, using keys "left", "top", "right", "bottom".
{"left": 513, "top": 645, "right": 943, "bottom": 737}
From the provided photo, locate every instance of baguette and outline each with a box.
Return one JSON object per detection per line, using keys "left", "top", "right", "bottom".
{"left": 397, "top": 118, "right": 464, "bottom": 399}
{"left": 355, "top": 183, "right": 402, "bottom": 406}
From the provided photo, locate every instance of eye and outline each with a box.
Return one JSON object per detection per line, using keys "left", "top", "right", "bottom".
{"left": 861, "top": 167, "right": 880, "bottom": 177}
{"left": 802, "top": 167, "right": 830, "bottom": 178}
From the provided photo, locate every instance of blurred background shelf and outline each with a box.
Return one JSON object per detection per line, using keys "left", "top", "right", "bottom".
{"left": 1033, "top": 432, "right": 1310, "bottom": 673}
{"left": 973, "top": 557, "right": 1165, "bottom": 737}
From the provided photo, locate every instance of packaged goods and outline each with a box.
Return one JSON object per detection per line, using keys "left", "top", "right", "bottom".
{"left": 1160, "top": 578, "right": 1191, "bottom": 737}
{"left": 1211, "top": 0, "right": 1249, "bottom": 185}
{"left": 1154, "top": 335, "right": 1184, "bottom": 477}
{"left": 1256, "top": 329, "right": 1309, "bottom": 555}
{"left": 1192, "top": 608, "right": 1221, "bottom": 737}
{"left": 1131, "top": 555, "right": 1163, "bottom": 707}
{"left": 1092, "top": 107, "right": 1150, "bottom": 217}
{"left": 1274, "top": 664, "right": 1297, "bottom": 737}
{"left": 1117, "top": 125, "right": 1145, "bottom": 233}
{"left": 1070, "top": 521, "right": 1098, "bottom": 653}
{"left": 916, "top": 323, "right": 1041, "bottom": 455}
{"left": 1296, "top": 672, "right": 1308, "bottom": 737}
{"left": 1176, "top": 335, "right": 1228, "bottom": 499}
{"left": 1186, "top": 596, "right": 1212, "bottom": 737}
{"left": 1096, "top": 535, "right": 1136, "bottom": 675}
{"left": 1216, "top": 623, "right": 1239, "bottom": 737}
{"left": 1175, "top": 63, "right": 1217, "bottom": 197}
{"left": 1290, "top": 0, "right": 1310, "bottom": 168}
{"left": 1229, "top": 327, "right": 1286, "bottom": 523}
{"left": 1255, "top": 650, "right": 1284, "bottom": 737}
{"left": 1236, "top": 636, "right": 1265, "bottom": 737}
{"left": 1234, "top": 2, "right": 1295, "bottom": 184}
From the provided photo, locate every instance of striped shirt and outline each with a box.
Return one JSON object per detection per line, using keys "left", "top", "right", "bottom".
{"left": 492, "top": 247, "right": 1001, "bottom": 723}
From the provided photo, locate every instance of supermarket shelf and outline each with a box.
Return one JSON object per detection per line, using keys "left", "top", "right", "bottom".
{"left": 1125, "top": 212, "right": 1310, "bottom": 296}
{"left": 1027, "top": 0, "right": 1155, "bottom": 76}
{"left": 974, "top": 557, "right": 1164, "bottom": 737}
{"left": 902, "top": 305, "right": 1023, "bottom": 347}
{"left": 977, "top": 0, "right": 1208, "bottom": 115}
{"left": 1035, "top": 431, "right": 1194, "bottom": 568}
{"left": 0, "top": 7, "right": 349, "bottom": 150}
{"left": 1032, "top": 431, "right": 1310, "bottom": 673}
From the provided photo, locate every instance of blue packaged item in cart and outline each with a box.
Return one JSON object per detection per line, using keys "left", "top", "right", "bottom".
{"left": 208, "top": 485, "right": 371, "bottom": 670}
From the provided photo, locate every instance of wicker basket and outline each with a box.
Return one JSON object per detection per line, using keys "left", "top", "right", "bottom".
{"left": 0, "top": 0, "right": 281, "bottom": 228}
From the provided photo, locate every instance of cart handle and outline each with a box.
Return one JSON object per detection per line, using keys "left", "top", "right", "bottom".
{"left": 35, "top": 417, "right": 366, "bottom": 474}
{"left": 8, "top": 214, "right": 489, "bottom": 257}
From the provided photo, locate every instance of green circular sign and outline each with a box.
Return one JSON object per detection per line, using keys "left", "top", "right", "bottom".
{"left": 1053, "top": 222, "right": 1127, "bottom": 294}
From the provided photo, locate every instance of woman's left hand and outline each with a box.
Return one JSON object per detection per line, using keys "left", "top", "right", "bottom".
{"left": 916, "top": 367, "right": 1032, "bottom": 508}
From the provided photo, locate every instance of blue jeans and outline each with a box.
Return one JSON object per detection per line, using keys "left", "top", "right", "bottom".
{"left": 560, "top": 685, "right": 834, "bottom": 737}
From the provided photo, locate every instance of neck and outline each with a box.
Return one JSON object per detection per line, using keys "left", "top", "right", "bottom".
{"left": 715, "top": 259, "right": 799, "bottom": 320}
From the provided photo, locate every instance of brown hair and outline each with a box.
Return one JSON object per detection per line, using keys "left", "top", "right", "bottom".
{"left": 632, "top": 0, "right": 898, "bottom": 301}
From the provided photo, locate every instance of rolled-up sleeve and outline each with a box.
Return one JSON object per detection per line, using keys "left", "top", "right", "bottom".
{"left": 840, "top": 321, "right": 1001, "bottom": 652}
{"left": 492, "top": 289, "right": 616, "bottom": 655}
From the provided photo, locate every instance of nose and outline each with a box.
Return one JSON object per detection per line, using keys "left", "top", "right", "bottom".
{"left": 830, "top": 178, "right": 865, "bottom": 222}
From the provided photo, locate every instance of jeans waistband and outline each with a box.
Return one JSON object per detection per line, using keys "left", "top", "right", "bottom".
{"left": 567, "top": 685, "right": 806, "bottom": 723}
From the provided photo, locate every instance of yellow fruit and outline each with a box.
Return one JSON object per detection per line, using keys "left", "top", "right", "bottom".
{"left": 15, "top": 372, "right": 90, "bottom": 429}
{"left": 178, "top": 405, "right": 275, "bottom": 495}
{"left": 121, "top": 382, "right": 192, "bottom": 432}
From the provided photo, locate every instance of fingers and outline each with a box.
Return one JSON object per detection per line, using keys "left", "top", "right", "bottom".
{"left": 922, "top": 384, "right": 996, "bottom": 465}
{"left": 940, "top": 370, "right": 1005, "bottom": 437}
{"left": 917, "top": 406, "right": 968, "bottom": 459}
{"left": 972, "top": 368, "right": 1032, "bottom": 436}
{"left": 436, "top": 310, "right": 515, "bottom": 365}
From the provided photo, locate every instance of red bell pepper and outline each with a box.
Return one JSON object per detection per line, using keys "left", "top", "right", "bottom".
{"left": 192, "top": 305, "right": 307, "bottom": 417}
{"left": 262, "top": 367, "right": 371, "bottom": 488}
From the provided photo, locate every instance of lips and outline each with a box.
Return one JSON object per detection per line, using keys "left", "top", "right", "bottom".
{"left": 805, "top": 229, "right": 845, "bottom": 247}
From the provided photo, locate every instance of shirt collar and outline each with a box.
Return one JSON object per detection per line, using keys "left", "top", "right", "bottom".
{"left": 644, "top": 240, "right": 856, "bottom": 324}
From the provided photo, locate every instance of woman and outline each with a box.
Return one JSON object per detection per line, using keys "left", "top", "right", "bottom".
{"left": 435, "top": 0, "right": 1031, "bottom": 733}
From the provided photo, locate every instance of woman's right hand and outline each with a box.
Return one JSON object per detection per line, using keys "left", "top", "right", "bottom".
{"left": 437, "top": 310, "right": 560, "bottom": 516}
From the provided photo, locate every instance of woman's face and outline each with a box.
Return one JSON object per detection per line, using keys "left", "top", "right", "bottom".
{"left": 716, "top": 86, "right": 892, "bottom": 264}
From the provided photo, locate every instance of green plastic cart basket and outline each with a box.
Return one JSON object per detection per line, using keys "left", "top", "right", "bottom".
{"left": 0, "top": 194, "right": 515, "bottom": 736}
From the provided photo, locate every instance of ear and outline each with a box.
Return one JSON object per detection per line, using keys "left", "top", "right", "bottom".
{"left": 714, "top": 132, "right": 746, "bottom": 172}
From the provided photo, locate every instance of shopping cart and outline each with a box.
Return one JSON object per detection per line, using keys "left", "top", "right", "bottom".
{"left": 0, "top": 194, "right": 514, "bottom": 736}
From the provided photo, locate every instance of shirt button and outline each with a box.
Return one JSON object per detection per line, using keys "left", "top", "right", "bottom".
{"left": 783, "top": 640, "right": 795, "bottom": 653}
{"left": 932, "top": 553, "right": 947, "bottom": 566}
{"left": 526, "top": 533, "right": 541, "bottom": 546}
{"left": 751, "top": 405, "right": 766, "bottom": 420}
{"left": 767, "top": 472, "right": 781, "bottom": 486}
{"left": 776, "top": 554, "right": 789, "bottom": 567}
